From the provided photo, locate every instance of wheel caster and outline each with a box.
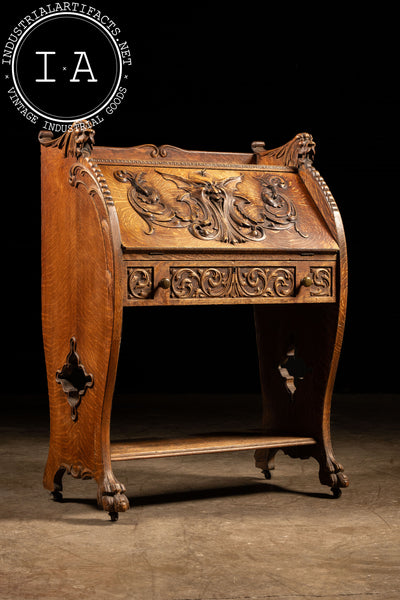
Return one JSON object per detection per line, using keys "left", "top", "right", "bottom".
{"left": 331, "top": 486, "right": 342, "bottom": 498}
{"left": 262, "top": 469, "right": 272, "bottom": 480}
{"left": 51, "top": 490, "right": 63, "bottom": 502}
{"left": 109, "top": 511, "right": 119, "bottom": 522}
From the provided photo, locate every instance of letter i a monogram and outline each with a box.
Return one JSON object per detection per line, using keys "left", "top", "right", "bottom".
{"left": 10, "top": 10, "right": 129, "bottom": 124}
{"left": 35, "top": 51, "right": 56, "bottom": 82}
{"left": 70, "top": 52, "right": 98, "bottom": 82}
{"left": 35, "top": 51, "right": 98, "bottom": 83}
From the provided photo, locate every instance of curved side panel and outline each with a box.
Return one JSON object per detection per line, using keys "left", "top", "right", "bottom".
{"left": 299, "top": 162, "right": 348, "bottom": 408}
{"left": 298, "top": 162, "right": 348, "bottom": 489}
{"left": 41, "top": 148, "right": 126, "bottom": 512}
{"left": 254, "top": 160, "right": 348, "bottom": 493}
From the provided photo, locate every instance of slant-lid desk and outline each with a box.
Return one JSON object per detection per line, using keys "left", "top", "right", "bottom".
{"left": 39, "top": 124, "right": 348, "bottom": 521}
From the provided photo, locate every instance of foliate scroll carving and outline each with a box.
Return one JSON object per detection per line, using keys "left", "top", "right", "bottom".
{"left": 127, "top": 267, "right": 153, "bottom": 299}
{"left": 170, "top": 267, "right": 295, "bottom": 299}
{"left": 60, "top": 462, "right": 94, "bottom": 480}
{"left": 56, "top": 337, "right": 94, "bottom": 421}
{"left": 114, "top": 169, "right": 307, "bottom": 244}
{"left": 252, "top": 133, "right": 316, "bottom": 167}
{"left": 38, "top": 120, "right": 95, "bottom": 158}
{"left": 310, "top": 267, "right": 332, "bottom": 296}
{"left": 148, "top": 144, "right": 169, "bottom": 158}
{"left": 257, "top": 175, "right": 307, "bottom": 238}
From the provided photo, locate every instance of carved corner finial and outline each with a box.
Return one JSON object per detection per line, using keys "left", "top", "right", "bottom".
{"left": 38, "top": 120, "right": 95, "bottom": 159}
{"left": 252, "top": 133, "right": 316, "bottom": 168}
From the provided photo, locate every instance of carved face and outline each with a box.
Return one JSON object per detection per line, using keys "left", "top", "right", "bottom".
{"left": 201, "top": 181, "right": 226, "bottom": 206}
{"left": 294, "top": 134, "right": 316, "bottom": 165}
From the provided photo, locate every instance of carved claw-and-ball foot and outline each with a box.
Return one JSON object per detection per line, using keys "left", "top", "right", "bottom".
{"left": 317, "top": 452, "right": 349, "bottom": 497}
{"left": 98, "top": 473, "right": 130, "bottom": 521}
{"left": 101, "top": 491, "right": 130, "bottom": 521}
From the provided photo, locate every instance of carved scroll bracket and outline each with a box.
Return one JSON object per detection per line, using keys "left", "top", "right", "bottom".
{"left": 56, "top": 337, "right": 94, "bottom": 421}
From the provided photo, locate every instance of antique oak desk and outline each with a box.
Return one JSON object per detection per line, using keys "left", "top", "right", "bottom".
{"left": 39, "top": 123, "right": 348, "bottom": 520}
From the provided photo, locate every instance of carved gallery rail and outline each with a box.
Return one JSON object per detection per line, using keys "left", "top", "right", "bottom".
{"left": 39, "top": 124, "right": 348, "bottom": 521}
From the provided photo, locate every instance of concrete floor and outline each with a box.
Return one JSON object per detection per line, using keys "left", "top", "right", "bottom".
{"left": 1, "top": 393, "right": 399, "bottom": 600}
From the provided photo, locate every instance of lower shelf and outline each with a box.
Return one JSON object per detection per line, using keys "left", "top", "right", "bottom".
{"left": 110, "top": 432, "right": 317, "bottom": 461}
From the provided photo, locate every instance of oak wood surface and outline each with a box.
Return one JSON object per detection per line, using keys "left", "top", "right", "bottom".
{"left": 111, "top": 434, "right": 317, "bottom": 461}
{"left": 40, "top": 125, "right": 348, "bottom": 519}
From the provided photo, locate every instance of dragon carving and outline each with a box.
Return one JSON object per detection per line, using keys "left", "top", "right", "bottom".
{"left": 114, "top": 169, "right": 307, "bottom": 244}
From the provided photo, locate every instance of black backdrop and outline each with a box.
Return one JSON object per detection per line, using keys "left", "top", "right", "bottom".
{"left": 1, "top": 3, "right": 397, "bottom": 401}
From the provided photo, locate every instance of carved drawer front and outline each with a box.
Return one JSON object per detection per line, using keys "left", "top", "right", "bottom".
{"left": 169, "top": 266, "right": 295, "bottom": 299}
{"left": 124, "top": 261, "right": 335, "bottom": 306}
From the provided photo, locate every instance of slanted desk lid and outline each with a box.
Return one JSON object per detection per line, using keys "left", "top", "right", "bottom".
{"left": 96, "top": 152, "right": 338, "bottom": 253}
{"left": 39, "top": 125, "right": 339, "bottom": 253}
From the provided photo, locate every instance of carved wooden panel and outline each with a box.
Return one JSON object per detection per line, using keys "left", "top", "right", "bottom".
{"left": 127, "top": 267, "right": 153, "bottom": 299}
{"left": 310, "top": 267, "right": 332, "bottom": 296}
{"left": 170, "top": 266, "right": 295, "bottom": 299}
{"left": 104, "top": 163, "right": 339, "bottom": 253}
{"left": 114, "top": 169, "right": 307, "bottom": 245}
{"left": 123, "top": 261, "right": 336, "bottom": 305}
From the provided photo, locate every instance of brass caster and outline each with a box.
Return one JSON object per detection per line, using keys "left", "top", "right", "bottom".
{"left": 262, "top": 469, "right": 272, "bottom": 480}
{"left": 331, "top": 486, "right": 342, "bottom": 499}
{"left": 109, "top": 511, "right": 119, "bottom": 522}
{"left": 51, "top": 490, "right": 63, "bottom": 502}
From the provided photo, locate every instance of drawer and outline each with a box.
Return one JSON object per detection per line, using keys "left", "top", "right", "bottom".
{"left": 123, "top": 259, "right": 336, "bottom": 306}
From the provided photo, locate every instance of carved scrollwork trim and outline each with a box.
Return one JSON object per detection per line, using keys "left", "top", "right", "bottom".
{"left": 83, "top": 157, "right": 115, "bottom": 206}
{"left": 148, "top": 144, "right": 169, "bottom": 158}
{"left": 60, "top": 462, "right": 94, "bottom": 480}
{"left": 310, "top": 267, "right": 332, "bottom": 296}
{"left": 127, "top": 267, "right": 153, "bottom": 299}
{"left": 170, "top": 266, "right": 295, "bottom": 299}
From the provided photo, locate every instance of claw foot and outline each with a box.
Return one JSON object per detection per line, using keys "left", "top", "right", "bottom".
{"left": 98, "top": 472, "right": 130, "bottom": 520}
{"left": 316, "top": 452, "right": 349, "bottom": 493}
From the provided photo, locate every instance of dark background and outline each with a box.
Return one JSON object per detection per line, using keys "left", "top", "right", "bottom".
{"left": 1, "top": 3, "right": 397, "bottom": 403}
